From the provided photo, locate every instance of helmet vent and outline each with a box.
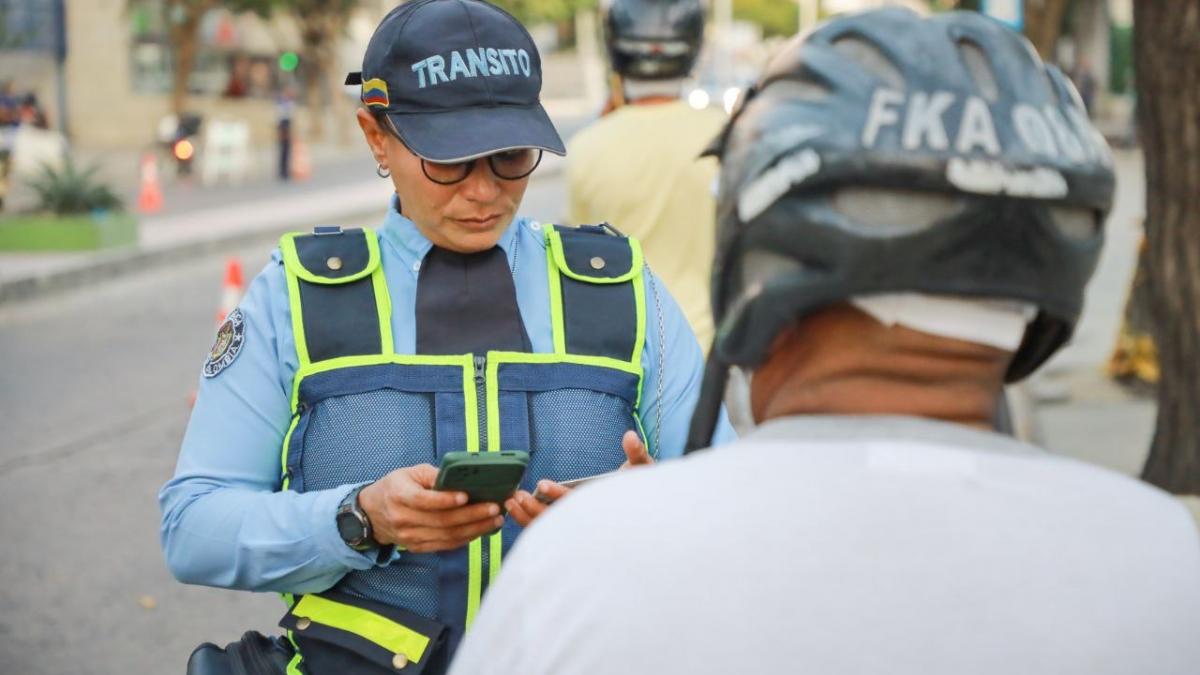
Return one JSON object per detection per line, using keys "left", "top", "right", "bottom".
{"left": 831, "top": 187, "right": 964, "bottom": 237}
{"left": 831, "top": 35, "right": 904, "bottom": 90}
{"left": 771, "top": 78, "right": 830, "bottom": 102}
{"left": 958, "top": 39, "right": 1000, "bottom": 102}
{"left": 1048, "top": 206, "right": 1101, "bottom": 242}
{"left": 739, "top": 250, "right": 808, "bottom": 295}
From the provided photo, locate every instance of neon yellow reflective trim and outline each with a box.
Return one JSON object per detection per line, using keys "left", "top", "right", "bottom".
{"left": 279, "top": 229, "right": 382, "bottom": 285}
{"left": 485, "top": 351, "right": 643, "bottom": 377}
{"left": 634, "top": 412, "right": 654, "bottom": 459}
{"left": 486, "top": 351, "right": 648, "bottom": 453}
{"left": 284, "top": 260, "right": 311, "bottom": 369}
{"left": 463, "top": 359, "right": 480, "bottom": 454}
{"left": 485, "top": 358, "right": 502, "bottom": 452}
{"left": 483, "top": 357, "right": 504, "bottom": 591}
{"left": 544, "top": 229, "right": 567, "bottom": 354}
{"left": 464, "top": 356, "right": 482, "bottom": 628}
{"left": 466, "top": 537, "right": 482, "bottom": 628}
{"left": 631, "top": 248, "right": 647, "bottom": 367}
{"left": 489, "top": 531, "right": 503, "bottom": 586}
{"left": 285, "top": 652, "right": 303, "bottom": 675}
{"left": 291, "top": 594, "right": 432, "bottom": 663}
{"left": 280, "top": 415, "right": 300, "bottom": 490}
{"left": 371, "top": 266, "right": 394, "bottom": 357}
{"left": 545, "top": 228, "right": 644, "bottom": 284}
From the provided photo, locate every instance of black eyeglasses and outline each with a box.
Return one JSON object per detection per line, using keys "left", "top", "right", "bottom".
{"left": 379, "top": 114, "right": 542, "bottom": 185}
{"left": 420, "top": 148, "right": 543, "bottom": 185}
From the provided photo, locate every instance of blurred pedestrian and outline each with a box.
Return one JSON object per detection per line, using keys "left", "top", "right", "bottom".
{"left": 276, "top": 86, "right": 294, "bottom": 181}
{"left": 451, "top": 9, "right": 1200, "bottom": 675}
{"left": 162, "top": 1, "right": 731, "bottom": 673}
{"left": 0, "top": 81, "right": 17, "bottom": 210}
{"left": 568, "top": 0, "right": 723, "bottom": 349}
{"left": 1071, "top": 59, "right": 1098, "bottom": 117}
{"left": 17, "top": 93, "right": 48, "bottom": 129}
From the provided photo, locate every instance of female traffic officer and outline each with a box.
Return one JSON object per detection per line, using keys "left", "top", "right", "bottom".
{"left": 160, "top": 1, "right": 731, "bottom": 673}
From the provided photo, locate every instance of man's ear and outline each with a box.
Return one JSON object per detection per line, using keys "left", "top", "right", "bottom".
{"left": 356, "top": 109, "right": 389, "bottom": 166}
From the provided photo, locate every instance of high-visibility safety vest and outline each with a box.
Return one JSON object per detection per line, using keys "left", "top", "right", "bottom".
{"left": 273, "top": 224, "right": 649, "bottom": 674}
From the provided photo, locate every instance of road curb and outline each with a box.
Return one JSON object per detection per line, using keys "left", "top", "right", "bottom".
{"left": 0, "top": 164, "right": 567, "bottom": 307}
{"left": 0, "top": 207, "right": 385, "bottom": 306}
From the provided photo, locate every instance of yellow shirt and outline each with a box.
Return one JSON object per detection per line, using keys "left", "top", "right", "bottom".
{"left": 567, "top": 101, "right": 726, "bottom": 351}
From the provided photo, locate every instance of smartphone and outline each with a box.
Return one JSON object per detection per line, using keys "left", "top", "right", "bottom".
{"left": 532, "top": 470, "right": 618, "bottom": 504}
{"left": 434, "top": 451, "right": 530, "bottom": 505}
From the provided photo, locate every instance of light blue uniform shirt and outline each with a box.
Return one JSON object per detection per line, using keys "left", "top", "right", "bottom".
{"left": 160, "top": 198, "right": 733, "bottom": 594}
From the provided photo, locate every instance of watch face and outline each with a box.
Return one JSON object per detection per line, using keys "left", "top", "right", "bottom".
{"left": 337, "top": 509, "right": 366, "bottom": 545}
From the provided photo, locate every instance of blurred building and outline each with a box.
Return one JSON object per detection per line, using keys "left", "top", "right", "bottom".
{"left": 0, "top": 0, "right": 393, "bottom": 151}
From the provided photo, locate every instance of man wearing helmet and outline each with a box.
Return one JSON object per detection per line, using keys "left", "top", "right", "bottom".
{"left": 450, "top": 9, "right": 1200, "bottom": 674}
{"left": 567, "top": 0, "right": 725, "bottom": 348}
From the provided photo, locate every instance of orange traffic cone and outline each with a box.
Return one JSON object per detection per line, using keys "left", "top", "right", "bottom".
{"left": 216, "top": 258, "right": 245, "bottom": 324}
{"left": 291, "top": 139, "right": 312, "bottom": 181}
{"left": 137, "top": 153, "right": 163, "bottom": 214}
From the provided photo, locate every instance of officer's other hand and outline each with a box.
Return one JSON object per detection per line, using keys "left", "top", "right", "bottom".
{"left": 619, "top": 429, "right": 653, "bottom": 469}
{"left": 358, "top": 464, "right": 505, "bottom": 553}
{"left": 506, "top": 480, "right": 570, "bottom": 528}
{"left": 506, "top": 430, "right": 651, "bottom": 527}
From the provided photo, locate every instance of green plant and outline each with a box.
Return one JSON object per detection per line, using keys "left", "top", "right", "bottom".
{"left": 27, "top": 159, "right": 124, "bottom": 215}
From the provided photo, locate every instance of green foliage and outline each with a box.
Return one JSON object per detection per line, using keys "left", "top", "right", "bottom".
{"left": 489, "top": 0, "right": 596, "bottom": 25}
{"left": 734, "top": 0, "right": 798, "bottom": 38}
{"left": 27, "top": 160, "right": 124, "bottom": 215}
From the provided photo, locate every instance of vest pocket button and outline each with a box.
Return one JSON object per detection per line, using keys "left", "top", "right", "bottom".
{"left": 327, "top": 256, "right": 343, "bottom": 271}
{"left": 589, "top": 256, "right": 606, "bottom": 270}
{"left": 295, "top": 617, "right": 311, "bottom": 630}
{"left": 392, "top": 653, "right": 409, "bottom": 669}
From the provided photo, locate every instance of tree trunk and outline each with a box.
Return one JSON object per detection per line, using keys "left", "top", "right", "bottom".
{"left": 1022, "top": 0, "right": 1071, "bottom": 60}
{"left": 167, "top": 0, "right": 212, "bottom": 115}
{"left": 300, "top": 26, "right": 326, "bottom": 141}
{"left": 299, "top": 12, "right": 345, "bottom": 143}
{"left": 1136, "top": 0, "right": 1200, "bottom": 495}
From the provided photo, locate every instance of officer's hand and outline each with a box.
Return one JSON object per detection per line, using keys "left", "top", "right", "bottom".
{"left": 619, "top": 429, "right": 653, "bottom": 469}
{"left": 506, "top": 480, "right": 570, "bottom": 528}
{"left": 507, "top": 431, "right": 651, "bottom": 527}
{"left": 358, "top": 465, "right": 505, "bottom": 553}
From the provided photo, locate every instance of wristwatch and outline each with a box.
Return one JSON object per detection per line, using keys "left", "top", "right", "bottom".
{"left": 336, "top": 485, "right": 377, "bottom": 552}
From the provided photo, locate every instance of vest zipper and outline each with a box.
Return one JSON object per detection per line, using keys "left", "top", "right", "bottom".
{"left": 473, "top": 355, "right": 487, "bottom": 452}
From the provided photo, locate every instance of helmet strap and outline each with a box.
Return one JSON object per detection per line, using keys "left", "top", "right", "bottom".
{"left": 685, "top": 351, "right": 730, "bottom": 453}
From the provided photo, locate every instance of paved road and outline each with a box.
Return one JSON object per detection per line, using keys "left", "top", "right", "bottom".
{"left": 0, "top": 146, "right": 1150, "bottom": 674}
{"left": 0, "top": 176, "right": 567, "bottom": 675}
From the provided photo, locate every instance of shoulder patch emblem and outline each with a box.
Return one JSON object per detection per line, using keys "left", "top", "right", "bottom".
{"left": 203, "top": 309, "right": 246, "bottom": 378}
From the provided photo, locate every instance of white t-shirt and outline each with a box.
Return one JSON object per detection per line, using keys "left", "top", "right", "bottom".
{"left": 450, "top": 416, "right": 1200, "bottom": 675}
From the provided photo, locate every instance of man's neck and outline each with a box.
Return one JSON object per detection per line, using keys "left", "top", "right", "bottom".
{"left": 751, "top": 306, "right": 1010, "bottom": 429}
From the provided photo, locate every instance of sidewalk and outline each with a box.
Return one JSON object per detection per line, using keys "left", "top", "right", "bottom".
{"left": 1016, "top": 148, "right": 1200, "bottom": 525}
{"left": 0, "top": 138, "right": 569, "bottom": 306}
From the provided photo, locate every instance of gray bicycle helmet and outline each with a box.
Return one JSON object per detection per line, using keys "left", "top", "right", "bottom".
{"left": 686, "top": 8, "right": 1115, "bottom": 450}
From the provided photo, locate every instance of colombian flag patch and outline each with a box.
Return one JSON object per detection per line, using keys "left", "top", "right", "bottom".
{"left": 362, "top": 78, "right": 390, "bottom": 108}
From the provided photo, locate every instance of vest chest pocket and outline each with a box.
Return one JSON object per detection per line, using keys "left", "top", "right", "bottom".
{"left": 491, "top": 360, "right": 643, "bottom": 492}
{"left": 286, "top": 362, "right": 474, "bottom": 494}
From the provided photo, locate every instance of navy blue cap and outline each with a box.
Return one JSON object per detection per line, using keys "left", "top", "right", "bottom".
{"left": 346, "top": 0, "right": 566, "bottom": 163}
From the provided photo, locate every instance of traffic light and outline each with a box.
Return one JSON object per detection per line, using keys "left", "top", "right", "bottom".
{"left": 279, "top": 51, "right": 299, "bottom": 72}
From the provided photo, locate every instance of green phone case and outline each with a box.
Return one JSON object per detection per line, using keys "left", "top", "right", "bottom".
{"left": 434, "top": 451, "right": 530, "bottom": 505}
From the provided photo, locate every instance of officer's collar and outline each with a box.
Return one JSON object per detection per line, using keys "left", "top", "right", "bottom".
{"left": 380, "top": 193, "right": 521, "bottom": 264}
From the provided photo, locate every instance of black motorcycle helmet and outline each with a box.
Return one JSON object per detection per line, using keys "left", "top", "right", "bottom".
{"left": 686, "top": 8, "right": 1115, "bottom": 450}
{"left": 604, "top": 0, "right": 705, "bottom": 80}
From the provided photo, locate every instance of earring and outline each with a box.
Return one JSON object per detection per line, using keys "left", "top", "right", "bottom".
{"left": 376, "top": 164, "right": 391, "bottom": 178}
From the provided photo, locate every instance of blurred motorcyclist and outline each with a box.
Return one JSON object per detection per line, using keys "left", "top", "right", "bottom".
{"left": 567, "top": 0, "right": 724, "bottom": 349}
